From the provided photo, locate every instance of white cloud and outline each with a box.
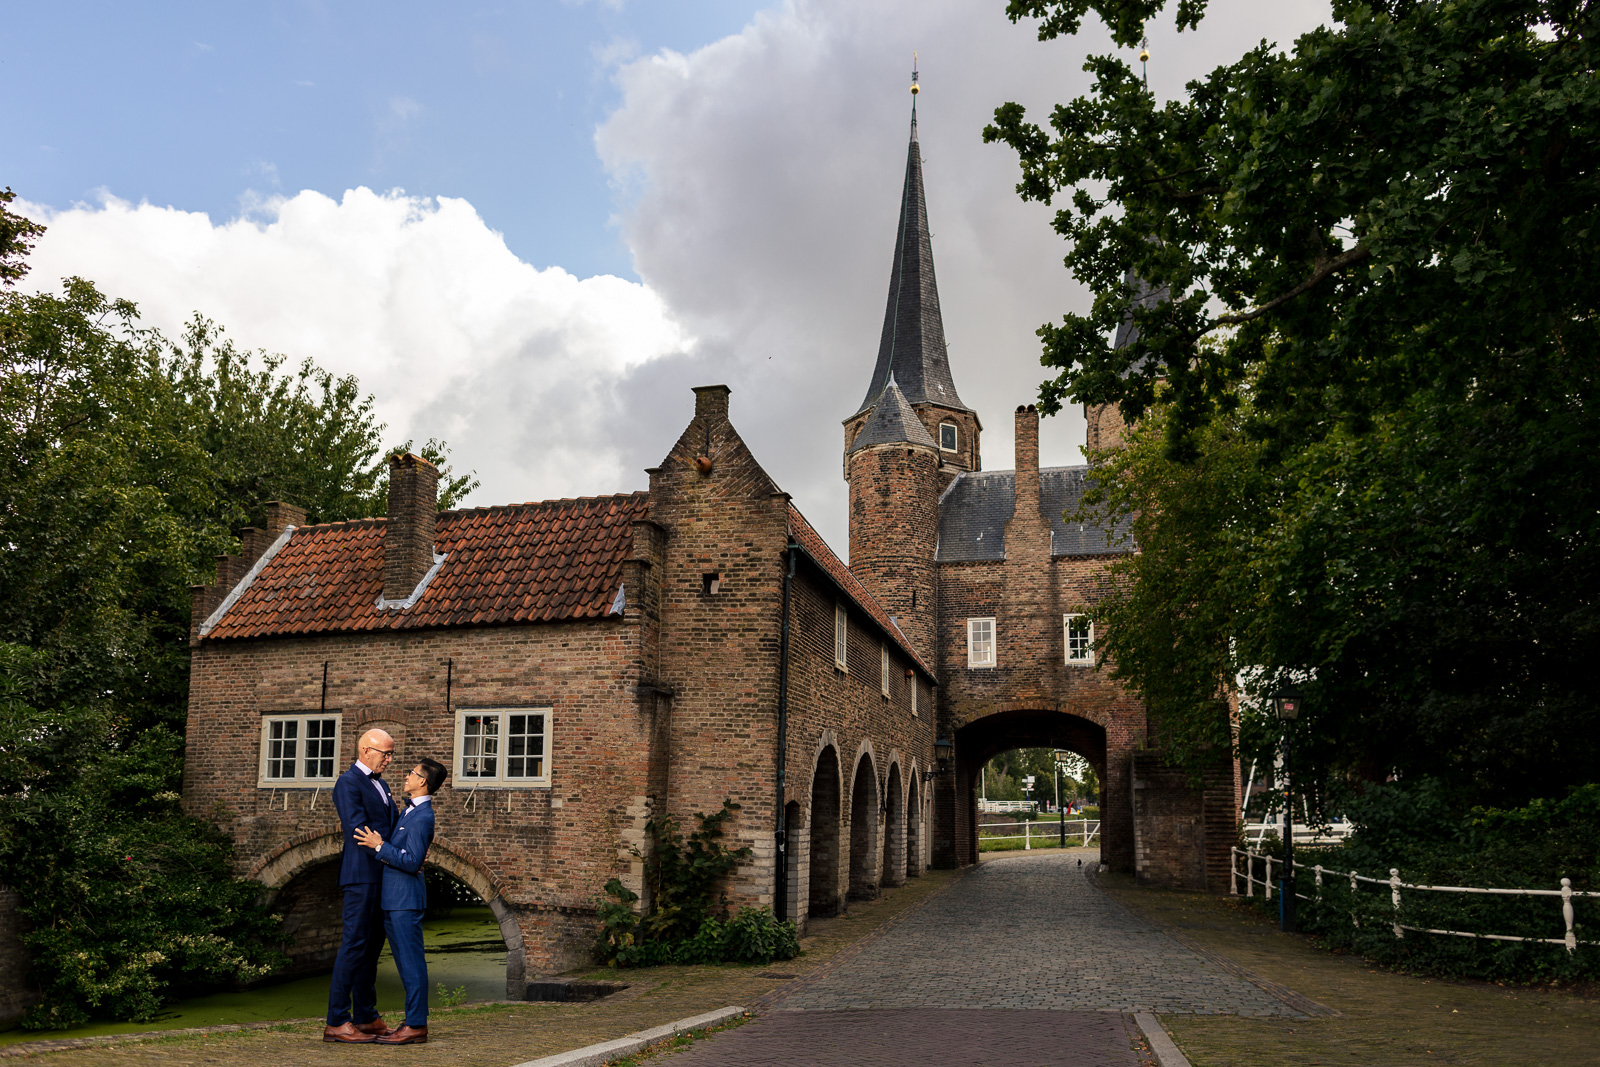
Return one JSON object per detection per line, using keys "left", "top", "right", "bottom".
{"left": 18, "top": 189, "right": 694, "bottom": 505}
{"left": 597, "top": 0, "right": 1331, "bottom": 553}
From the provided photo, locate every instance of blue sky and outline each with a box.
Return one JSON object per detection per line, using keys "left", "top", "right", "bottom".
{"left": 4, "top": 1, "right": 766, "bottom": 280}
{"left": 6, "top": 1, "right": 1331, "bottom": 551}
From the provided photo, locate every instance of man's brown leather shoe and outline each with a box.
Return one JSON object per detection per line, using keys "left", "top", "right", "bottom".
{"left": 322, "top": 1022, "right": 378, "bottom": 1043}
{"left": 354, "top": 1018, "right": 393, "bottom": 1037}
{"left": 375, "top": 1024, "right": 428, "bottom": 1045}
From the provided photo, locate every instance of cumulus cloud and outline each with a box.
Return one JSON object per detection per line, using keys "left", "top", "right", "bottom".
{"left": 597, "top": 0, "right": 1331, "bottom": 551}
{"left": 18, "top": 188, "right": 694, "bottom": 504}
{"left": 17, "top": 0, "right": 1331, "bottom": 555}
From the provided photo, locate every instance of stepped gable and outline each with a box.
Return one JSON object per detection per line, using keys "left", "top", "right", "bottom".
{"left": 848, "top": 378, "right": 938, "bottom": 453}
{"left": 786, "top": 503, "right": 935, "bottom": 679}
{"left": 935, "top": 467, "right": 1129, "bottom": 562}
{"left": 203, "top": 493, "right": 650, "bottom": 639}
{"left": 852, "top": 105, "right": 969, "bottom": 417}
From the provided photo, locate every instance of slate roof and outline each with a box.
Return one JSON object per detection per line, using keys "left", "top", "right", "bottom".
{"left": 1112, "top": 267, "right": 1170, "bottom": 377}
{"left": 935, "top": 466, "right": 1130, "bottom": 562}
{"left": 786, "top": 504, "right": 936, "bottom": 680}
{"left": 847, "top": 379, "right": 938, "bottom": 453}
{"left": 852, "top": 111, "right": 969, "bottom": 418}
{"left": 203, "top": 493, "right": 651, "bottom": 640}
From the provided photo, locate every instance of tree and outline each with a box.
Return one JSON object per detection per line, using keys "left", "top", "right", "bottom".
{"left": 985, "top": 0, "right": 1600, "bottom": 803}
{"left": 0, "top": 208, "right": 479, "bottom": 1025}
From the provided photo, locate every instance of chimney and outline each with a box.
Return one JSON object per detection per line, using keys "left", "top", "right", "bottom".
{"left": 692, "top": 384, "right": 731, "bottom": 423}
{"left": 1014, "top": 404, "right": 1040, "bottom": 519}
{"left": 385, "top": 453, "right": 439, "bottom": 602}
{"left": 265, "top": 501, "right": 306, "bottom": 538}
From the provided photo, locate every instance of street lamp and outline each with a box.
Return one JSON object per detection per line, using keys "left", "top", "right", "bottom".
{"left": 1270, "top": 685, "right": 1303, "bottom": 932}
{"left": 922, "top": 738, "right": 953, "bottom": 783}
{"left": 1053, "top": 749, "right": 1073, "bottom": 849}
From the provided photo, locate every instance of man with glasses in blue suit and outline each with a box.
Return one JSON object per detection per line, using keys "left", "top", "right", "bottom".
{"left": 354, "top": 757, "right": 445, "bottom": 1045}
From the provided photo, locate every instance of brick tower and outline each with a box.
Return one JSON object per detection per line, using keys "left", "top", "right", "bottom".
{"left": 843, "top": 77, "right": 969, "bottom": 660}
{"left": 843, "top": 78, "right": 981, "bottom": 490}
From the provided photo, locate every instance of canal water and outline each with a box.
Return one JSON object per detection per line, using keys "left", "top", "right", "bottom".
{"left": 0, "top": 906, "right": 509, "bottom": 1046}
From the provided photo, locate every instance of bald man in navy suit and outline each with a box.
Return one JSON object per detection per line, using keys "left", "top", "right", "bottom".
{"left": 322, "top": 729, "right": 400, "bottom": 1044}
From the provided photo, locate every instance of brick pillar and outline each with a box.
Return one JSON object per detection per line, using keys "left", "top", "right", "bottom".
{"left": 384, "top": 453, "right": 439, "bottom": 602}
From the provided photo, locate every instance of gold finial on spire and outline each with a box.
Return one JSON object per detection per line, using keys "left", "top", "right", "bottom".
{"left": 910, "top": 51, "right": 920, "bottom": 95}
{"left": 1138, "top": 35, "right": 1150, "bottom": 83}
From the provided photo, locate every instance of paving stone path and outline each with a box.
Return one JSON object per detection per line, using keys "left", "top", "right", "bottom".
{"left": 669, "top": 851, "right": 1305, "bottom": 1066}
{"left": 778, "top": 850, "right": 1300, "bottom": 1016}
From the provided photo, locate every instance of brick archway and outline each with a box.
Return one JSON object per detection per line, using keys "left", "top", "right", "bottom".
{"left": 847, "top": 750, "right": 880, "bottom": 902}
{"left": 250, "top": 832, "right": 526, "bottom": 994}
{"left": 948, "top": 708, "right": 1118, "bottom": 870}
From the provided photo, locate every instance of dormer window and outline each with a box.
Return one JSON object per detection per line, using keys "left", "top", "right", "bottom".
{"left": 939, "top": 422, "right": 959, "bottom": 452}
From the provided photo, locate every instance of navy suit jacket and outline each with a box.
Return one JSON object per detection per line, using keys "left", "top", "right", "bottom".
{"left": 332, "top": 763, "right": 398, "bottom": 886}
{"left": 376, "top": 800, "right": 435, "bottom": 911}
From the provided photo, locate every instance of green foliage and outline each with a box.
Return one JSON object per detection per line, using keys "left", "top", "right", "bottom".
{"left": 0, "top": 646, "right": 286, "bottom": 1028}
{"left": 1255, "top": 784, "right": 1600, "bottom": 983}
{"left": 436, "top": 983, "right": 468, "bottom": 1009}
{"left": 989, "top": 1, "right": 1600, "bottom": 801}
{"left": 594, "top": 802, "right": 800, "bottom": 968}
{"left": 0, "top": 189, "right": 45, "bottom": 288}
{"left": 0, "top": 215, "right": 479, "bottom": 1025}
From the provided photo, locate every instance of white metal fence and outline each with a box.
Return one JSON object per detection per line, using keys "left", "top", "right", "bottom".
{"left": 1242, "top": 821, "right": 1356, "bottom": 847}
{"left": 979, "top": 819, "right": 1101, "bottom": 849}
{"left": 1231, "top": 846, "right": 1600, "bottom": 954}
{"left": 978, "top": 800, "right": 1040, "bottom": 814}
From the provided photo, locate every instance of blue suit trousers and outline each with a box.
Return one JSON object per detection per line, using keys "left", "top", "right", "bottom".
{"left": 325, "top": 883, "right": 386, "bottom": 1026}
{"left": 384, "top": 908, "right": 429, "bottom": 1027}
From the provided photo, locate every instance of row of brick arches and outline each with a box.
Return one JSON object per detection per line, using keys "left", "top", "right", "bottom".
{"left": 788, "top": 742, "right": 926, "bottom": 924}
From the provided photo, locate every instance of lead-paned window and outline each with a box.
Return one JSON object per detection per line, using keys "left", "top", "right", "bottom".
{"left": 967, "top": 617, "right": 996, "bottom": 668}
{"left": 939, "top": 422, "right": 959, "bottom": 452}
{"left": 1064, "top": 614, "right": 1094, "bottom": 665}
{"left": 456, "top": 709, "right": 551, "bottom": 786}
{"left": 260, "top": 714, "right": 341, "bottom": 785}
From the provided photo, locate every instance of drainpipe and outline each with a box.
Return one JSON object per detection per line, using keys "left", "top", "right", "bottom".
{"left": 774, "top": 544, "right": 797, "bottom": 923}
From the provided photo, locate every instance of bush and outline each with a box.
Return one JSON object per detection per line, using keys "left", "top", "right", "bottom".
{"left": 594, "top": 800, "right": 800, "bottom": 968}
{"left": 1243, "top": 781, "right": 1600, "bottom": 984}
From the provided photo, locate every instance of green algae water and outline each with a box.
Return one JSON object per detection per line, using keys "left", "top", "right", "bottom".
{"left": 0, "top": 907, "right": 508, "bottom": 1046}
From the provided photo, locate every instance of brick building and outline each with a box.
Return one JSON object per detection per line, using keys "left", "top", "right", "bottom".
{"left": 166, "top": 95, "right": 1240, "bottom": 1001}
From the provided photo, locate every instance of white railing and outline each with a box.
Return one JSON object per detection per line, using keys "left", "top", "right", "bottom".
{"left": 1230, "top": 846, "right": 1600, "bottom": 954}
{"left": 978, "top": 800, "right": 1039, "bottom": 814}
{"left": 1243, "top": 821, "right": 1355, "bottom": 847}
{"left": 979, "top": 819, "right": 1100, "bottom": 849}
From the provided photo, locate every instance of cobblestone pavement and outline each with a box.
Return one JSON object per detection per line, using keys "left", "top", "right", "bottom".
{"left": 661, "top": 1009, "right": 1152, "bottom": 1066}
{"left": 777, "top": 850, "right": 1301, "bottom": 1017}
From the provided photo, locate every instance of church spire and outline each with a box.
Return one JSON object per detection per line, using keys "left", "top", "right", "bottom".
{"left": 852, "top": 60, "right": 969, "bottom": 418}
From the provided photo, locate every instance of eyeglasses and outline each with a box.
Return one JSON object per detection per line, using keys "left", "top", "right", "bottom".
{"left": 363, "top": 746, "right": 396, "bottom": 760}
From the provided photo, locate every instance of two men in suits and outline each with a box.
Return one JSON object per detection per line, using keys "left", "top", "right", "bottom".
{"left": 323, "top": 728, "right": 400, "bottom": 1043}
{"left": 353, "top": 757, "right": 445, "bottom": 1045}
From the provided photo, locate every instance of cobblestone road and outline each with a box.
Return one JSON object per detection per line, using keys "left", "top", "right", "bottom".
{"left": 668, "top": 851, "right": 1304, "bottom": 1066}
{"left": 777, "top": 850, "right": 1299, "bottom": 1016}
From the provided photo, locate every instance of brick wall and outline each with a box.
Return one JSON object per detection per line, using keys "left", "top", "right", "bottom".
{"left": 184, "top": 616, "right": 659, "bottom": 983}
{"left": 846, "top": 441, "right": 940, "bottom": 659}
{"left": 647, "top": 386, "right": 936, "bottom": 931}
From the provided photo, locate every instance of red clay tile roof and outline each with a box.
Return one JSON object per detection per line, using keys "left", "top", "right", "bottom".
{"left": 786, "top": 504, "right": 936, "bottom": 680}
{"left": 204, "top": 493, "right": 650, "bottom": 640}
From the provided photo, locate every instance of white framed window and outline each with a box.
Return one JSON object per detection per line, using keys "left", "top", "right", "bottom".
{"left": 967, "top": 617, "right": 996, "bottom": 668}
{"left": 834, "top": 604, "right": 848, "bottom": 671}
{"left": 910, "top": 676, "right": 919, "bottom": 717}
{"left": 939, "top": 422, "right": 959, "bottom": 452}
{"left": 1065, "top": 614, "right": 1094, "bottom": 665}
{"left": 881, "top": 644, "right": 891, "bottom": 698}
{"left": 455, "top": 708, "right": 551, "bottom": 787}
{"left": 259, "top": 714, "right": 341, "bottom": 786}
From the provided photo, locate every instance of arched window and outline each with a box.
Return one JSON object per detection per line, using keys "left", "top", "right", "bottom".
{"left": 939, "top": 422, "right": 958, "bottom": 452}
